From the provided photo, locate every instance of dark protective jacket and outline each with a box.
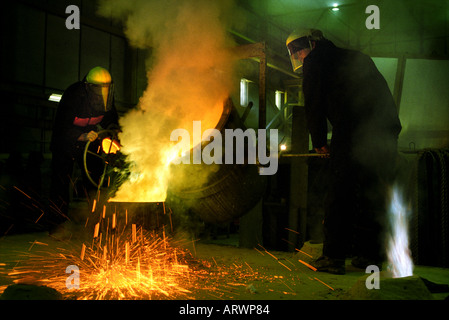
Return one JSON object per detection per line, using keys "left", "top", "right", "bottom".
{"left": 50, "top": 78, "right": 119, "bottom": 155}
{"left": 302, "top": 40, "right": 402, "bottom": 157}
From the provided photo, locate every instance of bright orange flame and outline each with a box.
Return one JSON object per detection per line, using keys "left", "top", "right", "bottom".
{"left": 102, "top": 138, "right": 121, "bottom": 154}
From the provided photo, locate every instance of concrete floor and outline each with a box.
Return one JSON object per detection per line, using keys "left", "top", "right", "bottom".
{"left": 1, "top": 225, "right": 448, "bottom": 301}
{"left": 0, "top": 196, "right": 448, "bottom": 301}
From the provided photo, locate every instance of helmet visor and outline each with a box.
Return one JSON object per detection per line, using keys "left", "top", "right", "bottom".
{"left": 287, "top": 36, "right": 311, "bottom": 73}
{"left": 289, "top": 51, "right": 304, "bottom": 73}
{"left": 86, "top": 82, "right": 114, "bottom": 112}
{"left": 287, "top": 37, "right": 310, "bottom": 55}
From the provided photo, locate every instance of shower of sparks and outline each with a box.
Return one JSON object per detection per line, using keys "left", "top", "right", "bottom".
{"left": 1, "top": 232, "right": 306, "bottom": 299}
{"left": 5, "top": 225, "right": 197, "bottom": 300}
{"left": 0, "top": 197, "right": 339, "bottom": 299}
{"left": 386, "top": 186, "right": 414, "bottom": 278}
{"left": 0, "top": 203, "right": 311, "bottom": 300}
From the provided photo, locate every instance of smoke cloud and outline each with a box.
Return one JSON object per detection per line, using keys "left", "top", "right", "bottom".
{"left": 97, "top": 0, "right": 239, "bottom": 202}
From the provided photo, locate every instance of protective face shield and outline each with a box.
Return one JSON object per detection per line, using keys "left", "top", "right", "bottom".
{"left": 286, "top": 29, "right": 324, "bottom": 72}
{"left": 85, "top": 82, "right": 115, "bottom": 112}
{"left": 286, "top": 37, "right": 312, "bottom": 72}
{"left": 85, "top": 67, "right": 114, "bottom": 112}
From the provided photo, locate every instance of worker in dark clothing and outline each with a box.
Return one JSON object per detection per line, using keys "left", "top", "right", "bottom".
{"left": 49, "top": 66, "right": 119, "bottom": 234}
{"left": 286, "top": 29, "right": 402, "bottom": 274}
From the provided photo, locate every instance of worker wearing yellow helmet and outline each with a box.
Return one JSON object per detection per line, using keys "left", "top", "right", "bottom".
{"left": 286, "top": 29, "right": 402, "bottom": 275}
{"left": 49, "top": 66, "right": 119, "bottom": 237}
{"left": 286, "top": 29, "right": 324, "bottom": 72}
{"left": 85, "top": 66, "right": 115, "bottom": 112}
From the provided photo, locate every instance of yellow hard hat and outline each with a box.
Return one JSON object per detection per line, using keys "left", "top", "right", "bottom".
{"left": 86, "top": 66, "right": 112, "bottom": 85}
{"left": 85, "top": 67, "right": 114, "bottom": 111}
{"left": 286, "top": 29, "right": 324, "bottom": 47}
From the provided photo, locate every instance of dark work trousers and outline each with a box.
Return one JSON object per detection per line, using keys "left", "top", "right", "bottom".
{"left": 322, "top": 136, "right": 398, "bottom": 261}
{"left": 49, "top": 144, "right": 92, "bottom": 230}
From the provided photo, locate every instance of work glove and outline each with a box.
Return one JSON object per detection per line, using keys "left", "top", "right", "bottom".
{"left": 78, "top": 130, "right": 98, "bottom": 142}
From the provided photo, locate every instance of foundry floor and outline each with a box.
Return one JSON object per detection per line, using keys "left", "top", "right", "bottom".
{"left": 0, "top": 225, "right": 448, "bottom": 301}
{"left": 1, "top": 200, "right": 449, "bottom": 301}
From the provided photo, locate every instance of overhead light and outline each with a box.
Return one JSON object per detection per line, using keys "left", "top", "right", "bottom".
{"left": 49, "top": 93, "right": 62, "bottom": 102}
{"left": 280, "top": 144, "right": 287, "bottom": 151}
{"left": 332, "top": 3, "right": 340, "bottom": 11}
